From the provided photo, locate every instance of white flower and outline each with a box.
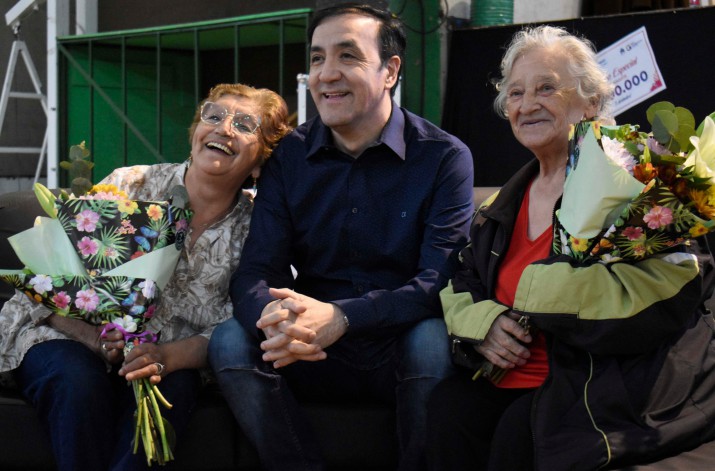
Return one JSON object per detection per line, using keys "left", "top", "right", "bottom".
{"left": 602, "top": 136, "right": 638, "bottom": 174}
{"left": 112, "top": 315, "right": 138, "bottom": 333}
{"left": 29, "top": 274, "right": 53, "bottom": 294}
{"left": 686, "top": 116, "right": 715, "bottom": 181}
{"left": 139, "top": 279, "right": 156, "bottom": 299}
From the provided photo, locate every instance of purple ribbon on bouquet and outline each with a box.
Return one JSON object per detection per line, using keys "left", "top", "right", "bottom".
{"left": 100, "top": 323, "right": 158, "bottom": 345}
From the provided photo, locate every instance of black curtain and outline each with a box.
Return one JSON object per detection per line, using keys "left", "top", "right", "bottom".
{"left": 442, "top": 6, "right": 715, "bottom": 186}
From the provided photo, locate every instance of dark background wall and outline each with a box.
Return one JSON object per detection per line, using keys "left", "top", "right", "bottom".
{"left": 443, "top": 6, "right": 715, "bottom": 187}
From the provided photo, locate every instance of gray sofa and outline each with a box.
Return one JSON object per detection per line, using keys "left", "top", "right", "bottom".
{"left": 0, "top": 189, "right": 397, "bottom": 471}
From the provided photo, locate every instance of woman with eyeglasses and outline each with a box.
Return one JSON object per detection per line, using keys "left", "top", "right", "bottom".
{"left": 0, "top": 83, "right": 291, "bottom": 470}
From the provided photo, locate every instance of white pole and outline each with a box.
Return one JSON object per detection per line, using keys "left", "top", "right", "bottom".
{"left": 75, "top": 0, "right": 97, "bottom": 35}
{"left": 46, "top": 0, "right": 68, "bottom": 188}
{"left": 297, "top": 73, "right": 308, "bottom": 125}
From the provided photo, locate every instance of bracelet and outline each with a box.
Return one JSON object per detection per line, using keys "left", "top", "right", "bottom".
{"left": 342, "top": 314, "right": 350, "bottom": 331}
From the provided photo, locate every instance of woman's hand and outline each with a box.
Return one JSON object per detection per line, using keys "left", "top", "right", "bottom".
{"left": 119, "top": 342, "right": 166, "bottom": 385}
{"left": 46, "top": 313, "right": 125, "bottom": 364}
{"left": 98, "top": 324, "right": 125, "bottom": 364}
{"left": 117, "top": 335, "right": 210, "bottom": 384}
{"left": 475, "top": 311, "right": 532, "bottom": 370}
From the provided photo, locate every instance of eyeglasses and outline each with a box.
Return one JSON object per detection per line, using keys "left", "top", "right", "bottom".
{"left": 200, "top": 101, "right": 261, "bottom": 135}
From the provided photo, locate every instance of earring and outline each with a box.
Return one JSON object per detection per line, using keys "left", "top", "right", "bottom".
{"left": 187, "top": 154, "right": 193, "bottom": 165}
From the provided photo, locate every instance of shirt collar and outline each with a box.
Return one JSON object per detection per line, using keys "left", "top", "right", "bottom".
{"left": 306, "top": 101, "right": 406, "bottom": 161}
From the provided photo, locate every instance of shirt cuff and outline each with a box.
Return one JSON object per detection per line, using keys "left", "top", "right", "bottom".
{"left": 29, "top": 304, "right": 53, "bottom": 326}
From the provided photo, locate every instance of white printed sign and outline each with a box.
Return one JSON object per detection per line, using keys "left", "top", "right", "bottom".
{"left": 596, "top": 26, "right": 666, "bottom": 117}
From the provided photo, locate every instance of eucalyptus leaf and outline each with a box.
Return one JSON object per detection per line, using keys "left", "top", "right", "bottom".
{"left": 167, "top": 185, "right": 190, "bottom": 209}
{"left": 69, "top": 141, "right": 89, "bottom": 161}
{"left": 675, "top": 123, "right": 696, "bottom": 153}
{"left": 652, "top": 110, "right": 678, "bottom": 147}
{"left": 71, "top": 177, "right": 93, "bottom": 197}
{"left": 646, "top": 101, "right": 674, "bottom": 125}
{"left": 674, "top": 107, "right": 695, "bottom": 131}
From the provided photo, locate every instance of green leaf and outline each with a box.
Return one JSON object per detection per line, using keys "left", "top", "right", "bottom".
{"left": 674, "top": 106, "right": 695, "bottom": 130}
{"left": 651, "top": 110, "right": 678, "bottom": 148}
{"left": 675, "top": 122, "right": 696, "bottom": 153}
{"left": 167, "top": 185, "right": 190, "bottom": 209}
{"left": 68, "top": 141, "right": 90, "bottom": 161}
{"left": 646, "top": 101, "right": 674, "bottom": 125}
{"left": 33, "top": 182, "right": 58, "bottom": 218}
{"left": 71, "top": 177, "right": 93, "bottom": 197}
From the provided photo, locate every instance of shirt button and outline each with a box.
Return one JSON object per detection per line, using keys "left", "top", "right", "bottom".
{"left": 351, "top": 208, "right": 358, "bottom": 214}
{"left": 356, "top": 284, "right": 364, "bottom": 294}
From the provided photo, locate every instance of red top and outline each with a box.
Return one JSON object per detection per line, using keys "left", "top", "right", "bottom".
{"left": 493, "top": 183, "right": 551, "bottom": 389}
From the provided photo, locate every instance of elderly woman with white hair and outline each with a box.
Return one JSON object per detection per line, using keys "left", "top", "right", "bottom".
{"left": 425, "top": 25, "right": 715, "bottom": 470}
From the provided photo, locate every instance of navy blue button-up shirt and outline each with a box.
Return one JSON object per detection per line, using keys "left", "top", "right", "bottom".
{"left": 232, "top": 104, "right": 474, "bottom": 341}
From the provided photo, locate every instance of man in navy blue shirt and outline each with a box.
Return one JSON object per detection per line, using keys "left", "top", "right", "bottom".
{"left": 209, "top": 4, "right": 474, "bottom": 470}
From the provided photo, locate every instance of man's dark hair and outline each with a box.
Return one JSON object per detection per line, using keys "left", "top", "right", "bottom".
{"left": 307, "top": 3, "right": 405, "bottom": 97}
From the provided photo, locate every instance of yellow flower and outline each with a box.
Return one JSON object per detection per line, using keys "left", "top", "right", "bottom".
{"left": 689, "top": 223, "right": 709, "bottom": 238}
{"left": 118, "top": 199, "right": 139, "bottom": 215}
{"left": 89, "top": 183, "right": 128, "bottom": 199}
{"left": 689, "top": 189, "right": 715, "bottom": 220}
{"left": 147, "top": 204, "right": 164, "bottom": 220}
{"left": 633, "top": 244, "right": 646, "bottom": 257}
{"left": 570, "top": 236, "right": 588, "bottom": 252}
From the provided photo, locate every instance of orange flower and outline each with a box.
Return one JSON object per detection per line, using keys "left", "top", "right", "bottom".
{"left": 147, "top": 204, "right": 164, "bottom": 220}
{"left": 633, "top": 163, "right": 656, "bottom": 184}
{"left": 689, "top": 189, "right": 715, "bottom": 220}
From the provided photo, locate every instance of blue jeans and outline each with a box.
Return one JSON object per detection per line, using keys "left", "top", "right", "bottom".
{"left": 14, "top": 339, "right": 202, "bottom": 471}
{"left": 208, "top": 316, "right": 454, "bottom": 471}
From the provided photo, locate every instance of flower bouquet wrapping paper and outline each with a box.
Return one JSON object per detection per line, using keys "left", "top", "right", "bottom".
{"left": 0, "top": 179, "right": 192, "bottom": 466}
{"left": 555, "top": 102, "right": 715, "bottom": 263}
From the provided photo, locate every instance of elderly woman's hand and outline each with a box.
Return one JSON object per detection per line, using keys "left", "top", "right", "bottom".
{"left": 98, "top": 324, "right": 125, "bottom": 364}
{"left": 119, "top": 342, "right": 166, "bottom": 385}
{"left": 475, "top": 311, "right": 533, "bottom": 370}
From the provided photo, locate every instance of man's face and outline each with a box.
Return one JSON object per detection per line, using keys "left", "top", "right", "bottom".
{"left": 308, "top": 14, "right": 398, "bottom": 138}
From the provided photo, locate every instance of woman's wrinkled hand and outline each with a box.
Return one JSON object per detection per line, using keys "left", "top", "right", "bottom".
{"left": 98, "top": 324, "right": 125, "bottom": 364}
{"left": 475, "top": 311, "right": 532, "bottom": 370}
{"left": 119, "top": 342, "right": 165, "bottom": 385}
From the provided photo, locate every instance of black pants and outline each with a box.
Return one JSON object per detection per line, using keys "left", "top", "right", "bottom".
{"left": 425, "top": 372, "right": 536, "bottom": 471}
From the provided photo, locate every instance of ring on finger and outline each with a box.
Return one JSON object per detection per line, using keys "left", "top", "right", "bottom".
{"left": 153, "top": 362, "right": 165, "bottom": 376}
{"left": 101, "top": 342, "right": 109, "bottom": 352}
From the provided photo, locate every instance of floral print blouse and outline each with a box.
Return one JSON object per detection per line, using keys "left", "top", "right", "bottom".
{"left": 0, "top": 162, "right": 252, "bottom": 376}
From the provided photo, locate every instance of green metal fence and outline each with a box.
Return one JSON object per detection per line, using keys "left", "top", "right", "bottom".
{"left": 57, "top": 9, "right": 310, "bottom": 183}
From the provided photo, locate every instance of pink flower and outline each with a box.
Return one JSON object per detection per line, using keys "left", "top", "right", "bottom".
{"left": 52, "top": 291, "right": 71, "bottom": 309}
{"left": 622, "top": 226, "right": 644, "bottom": 241}
{"left": 117, "top": 219, "right": 137, "bottom": 235}
{"left": 75, "top": 289, "right": 99, "bottom": 312}
{"left": 75, "top": 209, "right": 100, "bottom": 232}
{"left": 643, "top": 206, "right": 673, "bottom": 230}
{"left": 77, "top": 236, "right": 99, "bottom": 256}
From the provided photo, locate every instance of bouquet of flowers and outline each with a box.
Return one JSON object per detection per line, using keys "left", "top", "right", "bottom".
{"left": 475, "top": 103, "right": 715, "bottom": 385}
{"left": 0, "top": 143, "right": 192, "bottom": 465}
{"left": 555, "top": 102, "right": 715, "bottom": 263}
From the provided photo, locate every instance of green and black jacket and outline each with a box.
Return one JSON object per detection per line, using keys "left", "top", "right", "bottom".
{"left": 442, "top": 159, "right": 715, "bottom": 470}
